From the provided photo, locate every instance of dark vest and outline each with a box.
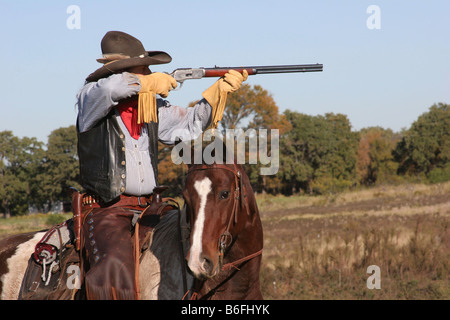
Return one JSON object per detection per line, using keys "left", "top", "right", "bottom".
{"left": 77, "top": 110, "right": 159, "bottom": 203}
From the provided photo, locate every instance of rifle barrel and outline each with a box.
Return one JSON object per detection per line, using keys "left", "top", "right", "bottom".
{"left": 253, "top": 64, "right": 323, "bottom": 74}
{"left": 203, "top": 64, "right": 322, "bottom": 77}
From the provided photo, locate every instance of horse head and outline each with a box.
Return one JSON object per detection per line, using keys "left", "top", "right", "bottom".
{"left": 182, "top": 140, "right": 262, "bottom": 280}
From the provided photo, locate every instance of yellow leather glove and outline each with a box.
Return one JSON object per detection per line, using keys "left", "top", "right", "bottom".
{"left": 136, "top": 72, "right": 178, "bottom": 123}
{"left": 202, "top": 69, "right": 248, "bottom": 128}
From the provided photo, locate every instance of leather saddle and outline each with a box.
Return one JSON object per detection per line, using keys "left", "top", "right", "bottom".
{"left": 18, "top": 186, "right": 178, "bottom": 300}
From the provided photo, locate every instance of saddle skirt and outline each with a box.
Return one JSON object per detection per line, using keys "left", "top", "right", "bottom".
{"left": 18, "top": 198, "right": 192, "bottom": 300}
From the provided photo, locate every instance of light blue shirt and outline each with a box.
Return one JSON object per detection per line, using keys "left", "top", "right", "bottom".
{"left": 77, "top": 72, "right": 212, "bottom": 196}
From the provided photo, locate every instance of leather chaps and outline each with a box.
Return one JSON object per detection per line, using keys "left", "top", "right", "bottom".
{"left": 81, "top": 205, "right": 163, "bottom": 300}
{"left": 82, "top": 208, "right": 135, "bottom": 299}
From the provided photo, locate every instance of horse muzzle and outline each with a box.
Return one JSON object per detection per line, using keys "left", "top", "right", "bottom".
{"left": 187, "top": 252, "right": 221, "bottom": 280}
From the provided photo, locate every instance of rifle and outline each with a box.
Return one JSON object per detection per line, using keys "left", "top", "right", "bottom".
{"left": 169, "top": 64, "right": 323, "bottom": 88}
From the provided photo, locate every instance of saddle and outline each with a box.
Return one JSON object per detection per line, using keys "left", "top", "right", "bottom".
{"left": 18, "top": 186, "right": 179, "bottom": 300}
{"left": 18, "top": 244, "right": 81, "bottom": 300}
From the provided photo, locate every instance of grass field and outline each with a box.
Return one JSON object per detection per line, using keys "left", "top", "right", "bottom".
{"left": 0, "top": 213, "right": 71, "bottom": 238}
{"left": 258, "top": 182, "right": 450, "bottom": 299}
{"left": 1, "top": 182, "right": 449, "bottom": 299}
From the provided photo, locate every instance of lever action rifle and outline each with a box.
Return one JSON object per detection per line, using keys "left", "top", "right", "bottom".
{"left": 168, "top": 64, "right": 323, "bottom": 88}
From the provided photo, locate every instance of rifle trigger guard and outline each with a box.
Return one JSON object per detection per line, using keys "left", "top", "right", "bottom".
{"left": 174, "top": 81, "right": 183, "bottom": 91}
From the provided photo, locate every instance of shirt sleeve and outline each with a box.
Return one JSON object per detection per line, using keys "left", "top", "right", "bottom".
{"left": 77, "top": 73, "right": 140, "bottom": 132}
{"left": 157, "top": 98, "right": 212, "bottom": 145}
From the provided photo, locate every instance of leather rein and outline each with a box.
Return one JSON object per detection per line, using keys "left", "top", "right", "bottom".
{"left": 185, "top": 163, "right": 263, "bottom": 299}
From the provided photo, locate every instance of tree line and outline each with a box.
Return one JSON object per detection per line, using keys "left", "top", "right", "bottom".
{"left": 1, "top": 84, "right": 448, "bottom": 216}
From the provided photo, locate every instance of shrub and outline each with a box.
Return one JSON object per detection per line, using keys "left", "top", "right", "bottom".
{"left": 427, "top": 164, "right": 450, "bottom": 184}
{"left": 45, "top": 213, "right": 67, "bottom": 226}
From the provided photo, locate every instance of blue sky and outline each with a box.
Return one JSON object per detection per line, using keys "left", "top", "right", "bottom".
{"left": 0, "top": 0, "right": 449, "bottom": 143}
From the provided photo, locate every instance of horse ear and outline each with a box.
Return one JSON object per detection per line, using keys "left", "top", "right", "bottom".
{"left": 238, "top": 172, "right": 251, "bottom": 216}
{"left": 238, "top": 169, "right": 256, "bottom": 217}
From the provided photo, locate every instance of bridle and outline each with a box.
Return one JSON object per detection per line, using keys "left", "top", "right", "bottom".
{"left": 185, "top": 162, "right": 263, "bottom": 299}
{"left": 187, "top": 162, "right": 250, "bottom": 258}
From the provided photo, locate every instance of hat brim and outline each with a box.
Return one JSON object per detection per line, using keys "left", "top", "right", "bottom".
{"left": 86, "top": 50, "right": 172, "bottom": 82}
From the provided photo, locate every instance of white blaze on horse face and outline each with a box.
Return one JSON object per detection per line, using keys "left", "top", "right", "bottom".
{"left": 188, "top": 177, "right": 212, "bottom": 276}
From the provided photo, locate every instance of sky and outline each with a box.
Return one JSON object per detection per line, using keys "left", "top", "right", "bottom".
{"left": 0, "top": 0, "right": 449, "bottom": 144}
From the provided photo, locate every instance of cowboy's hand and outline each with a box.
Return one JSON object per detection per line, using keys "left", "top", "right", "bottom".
{"left": 202, "top": 70, "right": 248, "bottom": 128}
{"left": 219, "top": 69, "right": 248, "bottom": 93}
{"left": 202, "top": 70, "right": 248, "bottom": 108}
{"left": 137, "top": 72, "right": 177, "bottom": 98}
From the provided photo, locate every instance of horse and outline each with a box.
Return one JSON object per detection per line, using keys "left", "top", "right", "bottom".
{"left": 0, "top": 231, "right": 47, "bottom": 300}
{"left": 183, "top": 158, "right": 264, "bottom": 300}
{"left": 0, "top": 146, "right": 263, "bottom": 300}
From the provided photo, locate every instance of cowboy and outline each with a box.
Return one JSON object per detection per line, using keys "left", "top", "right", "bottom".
{"left": 75, "top": 31, "right": 247, "bottom": 299}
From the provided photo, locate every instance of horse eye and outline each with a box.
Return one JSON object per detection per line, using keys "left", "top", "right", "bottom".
{"left": 219, "top": 190, "right": 230, "bottom": 200}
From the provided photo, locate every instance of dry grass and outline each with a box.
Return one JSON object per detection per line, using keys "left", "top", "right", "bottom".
{"left": 258, "top": 182, "right": 450, "bottom": 299}
{"left": 0, "top": 213, "right": 71, "bottom": 239}
{"left": 1, "top": 183, "right": 448, "bottom": 299}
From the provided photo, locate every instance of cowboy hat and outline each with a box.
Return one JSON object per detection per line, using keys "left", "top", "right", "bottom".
{"left": 86, "top": 31, "right": 172, "bottom": 82}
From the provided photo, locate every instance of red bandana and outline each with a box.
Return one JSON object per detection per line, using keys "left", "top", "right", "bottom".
{"left": 117, "top": 99, "right": 142, "bottom": 140}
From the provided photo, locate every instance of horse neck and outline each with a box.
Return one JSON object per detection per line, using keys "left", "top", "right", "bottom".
{"left": 229, "top": 214, "right": 263, "bottom": 259}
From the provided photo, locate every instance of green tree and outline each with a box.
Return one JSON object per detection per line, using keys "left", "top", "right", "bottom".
{"left": 394, "top": 103, "right": 450, "bottom": 180}
{"left": 279, "top": 111, "right": 359, "bottom": 194}
{"left": 0, "top": 131, "right": 44, "bottom": 216}
{"left": 279, "top": 112, "right": 318, "bottom": 194}
{"left": 38, "top": 126, "right": 80, "bottom": 209}
{"left": 357, "top": 127, "right": 400, "bottom": 185}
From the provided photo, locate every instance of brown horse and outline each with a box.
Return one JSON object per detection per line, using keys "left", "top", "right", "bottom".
{"left": 183, "top": 159, "right": 264, "bottom": 300}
